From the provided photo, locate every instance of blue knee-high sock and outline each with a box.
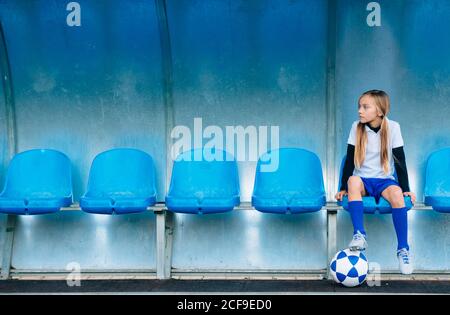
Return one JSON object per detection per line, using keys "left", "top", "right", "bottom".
{"left": 392, "top": 207, "right": 409, "bottom": 251}
{"left": 348, "top": 200, "right": 365, "bottom": 235}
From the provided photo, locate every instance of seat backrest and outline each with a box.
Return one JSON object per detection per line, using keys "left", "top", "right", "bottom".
{"left": 424, "top": 148, "right": 450, "bottom": 196}
{"left": 253, "top": 148, "right": 325, "bottom": 198}
{"left": 1, "top": 149, "right": 72, "bottom": 198}
{"left": 85, "top": 148, "right": 156, "bottom": 198}
{"left": 168, "top": 148, "right": 240, "bottom": 199}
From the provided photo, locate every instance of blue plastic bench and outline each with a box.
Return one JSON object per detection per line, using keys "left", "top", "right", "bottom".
{"left": 424, "top": 148, "right": 450, "bottom": 213}
{"left": 252, "top": 148, "right": 326, "bottom": 214}
{"left": 165, "top": 148, "right": 240, "bottom": 214}
{"left": 80, "top": 148, "right": 157, "bottom": 215}
{"left": 0, "top": 149, "right": 73, "bottom": 215}
{"left": 337, "top": 155, "right": 413, "bottom": 214}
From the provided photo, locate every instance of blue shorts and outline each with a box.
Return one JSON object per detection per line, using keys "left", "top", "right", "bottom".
{"left": 360, "top": 177, "right": 401, "bottom": 203}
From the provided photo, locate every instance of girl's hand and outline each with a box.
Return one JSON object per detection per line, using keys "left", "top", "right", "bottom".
{"left": 335, "top": 190, "right": 347, "bottom": 201}
{"left": 403, "top": 192, "right": 416, "bottom": 204}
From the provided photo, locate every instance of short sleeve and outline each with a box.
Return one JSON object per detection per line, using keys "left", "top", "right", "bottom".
{"left": 347, "top": 122, "right": 357, "bottom": 145}
{"left": 392, "top": 123, "right": 404, "bottom": 148}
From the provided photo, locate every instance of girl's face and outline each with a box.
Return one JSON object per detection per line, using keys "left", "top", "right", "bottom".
{"left": 358, "top": 95, "right": 382, "bottom": 124}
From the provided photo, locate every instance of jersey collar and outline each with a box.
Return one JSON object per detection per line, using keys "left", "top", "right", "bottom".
{"left": 365, "top": 117, "right": 388, "bottom": 134}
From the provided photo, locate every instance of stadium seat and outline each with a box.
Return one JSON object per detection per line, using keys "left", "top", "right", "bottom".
{"left": 80, "top": 148, "right": 157, "bottom": 214}
{"left": 424, "top": 148, "right": 450, "bottom": 213}
{"left": 165, "top": 148, "right": 240, "bottom": 214}
{"left": 252, "top": 148, "right": 326, "bottom": 214}
{"left": 0, "top": 149, "right": 73, "bottom": 215}
{"left": 337, "top": 155, "right": 413, "bottom": 214}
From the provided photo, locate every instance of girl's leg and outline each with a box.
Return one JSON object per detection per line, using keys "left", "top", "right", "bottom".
{"left": 381, "top": 185, "right": 409, "bottom": 250}
{"left": 347, "top": 176, "right": 367, "bottom": 235}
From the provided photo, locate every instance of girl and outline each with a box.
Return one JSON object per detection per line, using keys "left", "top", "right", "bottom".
{"left": 335, "top": 90, "right": 416, "bottom": 275}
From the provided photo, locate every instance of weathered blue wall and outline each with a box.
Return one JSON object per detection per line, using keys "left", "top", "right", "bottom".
{"left": 0, "top": 0, "right": 166, "bottom": 202}
{"left": 167, "top": 0, "right": 328, "bottom": 200}
{"left": 0, "top": 0, "right": 449, "bottom": 273}
{"left": 11, "top": 212, "right": 157, "bottom": 271}
{"left": 0, "top": 24, "right": 7, "bottom": 188}
{"left": 336, "top": 0, "right": 450, "bottom": 199}
{"left": 334, "top": 0, "right": 450, "bottom": 272}
{"left": 0, "top": 0, "right": 165, "bottom": 272}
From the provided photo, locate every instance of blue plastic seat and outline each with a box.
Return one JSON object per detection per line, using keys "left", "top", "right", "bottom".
{"left": 337, "top": 155, "right": 413, "bottom": 214}
{"left": 252, "top": 148, "right": 326, "bottom": 214}
{"left": 165, "top": 148, "right": 240, "bottom": 214}
{"left": 424, "top": 148, "right": 450, "bottom": 213}
{"left": 80, "top": 148, "right": 157, "bottom": 215}
{"left": 0, "top": 149, "right": 73, "bottom": 215}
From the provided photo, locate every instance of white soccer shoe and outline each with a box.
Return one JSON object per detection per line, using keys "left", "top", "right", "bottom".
{"left": 397, "top": 248, "right": 414, "bottom": 275}
{"left": 348, "top": 231, "right": 368, "bottom": 251}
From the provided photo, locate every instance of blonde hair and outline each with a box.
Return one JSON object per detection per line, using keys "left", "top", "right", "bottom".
{"left": 354, "top": 90, "right": 390, "bottom": 174}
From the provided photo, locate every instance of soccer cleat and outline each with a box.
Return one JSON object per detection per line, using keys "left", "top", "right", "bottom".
{"left": 348, "top": 231, "right": 368, "bottom": 251}
{"left": 397, "top": 248, "right": 413, "bottom": 275}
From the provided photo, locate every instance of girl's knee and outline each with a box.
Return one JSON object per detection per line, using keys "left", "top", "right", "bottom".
{"left": 347, "top": 176, "right": 362, "bottom": 192}
{"left": 389, "top": 188, "right": 405, "bottom": 208}
{"left": 347, "top": 177, "right": 364, "bottom": 200}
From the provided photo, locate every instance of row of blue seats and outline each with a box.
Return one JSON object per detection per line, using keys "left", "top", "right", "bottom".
{"left": 0, "top": 147, "right": 449, "bottom": 215}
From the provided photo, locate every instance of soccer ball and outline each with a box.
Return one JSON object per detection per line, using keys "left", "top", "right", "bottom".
{"left": 329, "top": 249, "right": 369, "bottom": 287}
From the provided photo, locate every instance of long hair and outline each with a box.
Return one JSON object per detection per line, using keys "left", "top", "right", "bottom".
{"left": 354, "top": 90, "right": 391, "bottom": 174}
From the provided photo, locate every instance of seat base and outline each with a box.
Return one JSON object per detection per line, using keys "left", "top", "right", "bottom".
{"left": 252, "top": 196, "right": 326, "bottom": 214}
{"left": 0, "top": 197, "right": 72, "bottom": 215}
{"left": 80, "top": 196, "right": 156, "bottom": 215}
{"left": 165, "top": 196, "right": 239, "bottom": 214}
{"left": 339, "top": 196, "right": 413, "bottom": 214}
{"left": 425, "top": 196, "right": 450, "bottom": 213}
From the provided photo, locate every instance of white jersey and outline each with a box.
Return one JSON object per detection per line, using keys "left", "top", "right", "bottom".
{"left": 347, "top": 117, "right": 404, "bottom": 180}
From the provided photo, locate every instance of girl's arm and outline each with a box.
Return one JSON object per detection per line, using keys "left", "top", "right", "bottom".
{"left": 392, "top": 146, "right": 410, "bottom": 192}
{"left": 340, "top": 144, "right": 355, "bottom": 191}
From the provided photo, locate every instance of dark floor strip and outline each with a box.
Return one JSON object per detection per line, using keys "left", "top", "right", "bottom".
{"left": 0, "top": 280, "right": 449, "bottom": 294}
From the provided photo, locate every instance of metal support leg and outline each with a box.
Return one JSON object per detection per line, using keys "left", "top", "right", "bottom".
{"left": 1, "top": 215, "right": 17, "bottom": 280}
{"left": 326, "top": 209, "right": 337, "bottom": 280}
{"left": 156, "top": 210, "right": 174, "bottom": 280}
